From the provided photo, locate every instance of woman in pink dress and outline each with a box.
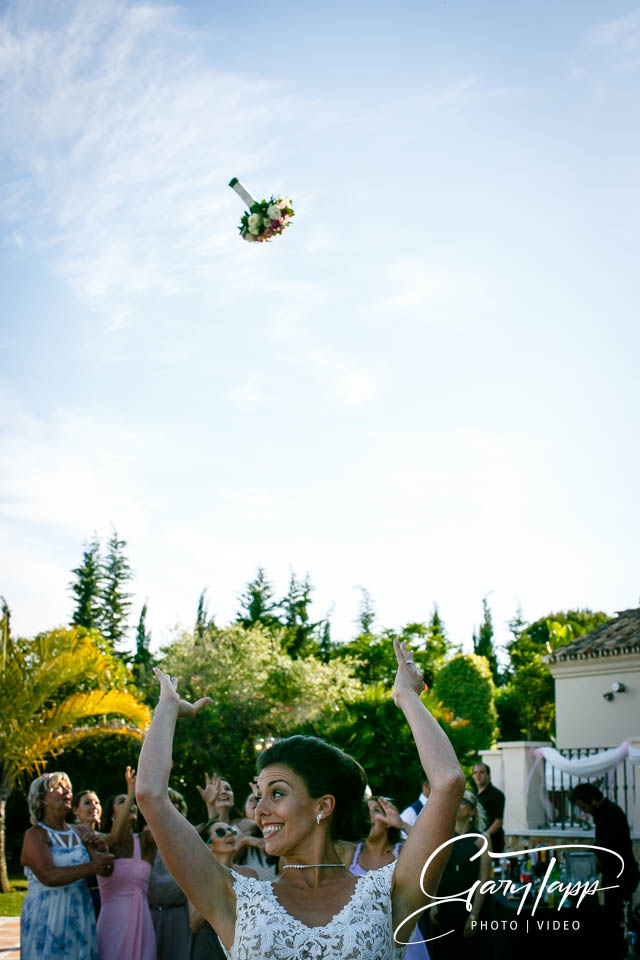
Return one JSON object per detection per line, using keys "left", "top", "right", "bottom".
{"left": 97, "top": 767, "right": 156, "bottom": 960}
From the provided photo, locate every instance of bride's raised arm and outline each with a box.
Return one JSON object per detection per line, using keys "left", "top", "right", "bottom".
{"left": 390, "top": 639, "right": 465, "bottom": 935}
{"left": 135, "top": 669, "right": 237, "bottom": 949}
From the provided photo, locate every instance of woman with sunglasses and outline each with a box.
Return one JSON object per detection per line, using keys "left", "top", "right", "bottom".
{"left": 136, "top": 639, "right": 464, "bottom": 959}
{"left": 189, "top": 822, "right": 257, "bottom": 960}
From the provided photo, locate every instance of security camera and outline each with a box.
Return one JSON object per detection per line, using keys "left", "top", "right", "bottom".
{"left": 611, "top": 682, "right": 626, "bottom": 694}
{"left": 603, "top": 692, "right": 614, "bottom": 701}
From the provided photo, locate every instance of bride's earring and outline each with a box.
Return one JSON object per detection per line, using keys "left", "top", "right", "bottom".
{"left": 316, "top": 813, "right": 322, "bottom": 825}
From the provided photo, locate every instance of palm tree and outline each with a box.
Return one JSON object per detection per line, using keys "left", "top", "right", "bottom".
{"left": 0, "top": 608, "right": 151, "bottom": 893}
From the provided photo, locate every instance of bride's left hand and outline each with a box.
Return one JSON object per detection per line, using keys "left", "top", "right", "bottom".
{"left": 391, "top": 638, "right": 425, "bottom": 706}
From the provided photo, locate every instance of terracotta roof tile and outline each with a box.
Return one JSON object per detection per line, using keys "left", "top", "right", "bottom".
{"left": 544, "top": 608, "right": 640, "bottom": 663}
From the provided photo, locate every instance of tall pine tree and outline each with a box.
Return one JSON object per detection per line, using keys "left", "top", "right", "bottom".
{"left": 100, "top": 531, "right": 133, "bottom": 652}
{"left": 70, "top": 537, "right": 102, "bottom": 630}
{"left": 473, "top": 595, "right": 500, "bottom": 685}
{"left": 355, "top": 587, "right": 376, "bottom": 635}
{"left": 1, "top": 597, "right": 10, "bottom": 673}
{"left": 317, "top": 617, "right": 334, "bottom": 663}
{"left": 280, "top": 573, "right": 319, "bottom": 657}
{"left": 236, "top": 567, "right": 281, "bottom": 630}
{"left": 131, "top": 601, "right": 154, "bottom": 691}
{"left": 195, "top": 588, "right": 215, "bottom": 641}
{"left": 421, "top": 605, "right": 451, "bottom": 686}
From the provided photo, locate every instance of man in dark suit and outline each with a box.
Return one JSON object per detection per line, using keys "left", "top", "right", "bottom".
{"left": 472, "top": 762, "right": 505, "bottom": 853}
{"left": 570, "top": 782, "right": 639, "bottom": 959}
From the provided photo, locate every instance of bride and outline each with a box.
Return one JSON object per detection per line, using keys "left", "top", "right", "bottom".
{"left": 136, "top": 639, "right": 464, "bottom": 959}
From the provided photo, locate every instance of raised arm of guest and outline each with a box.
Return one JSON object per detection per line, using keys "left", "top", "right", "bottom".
{"left": 374, "top": 796, "right": 414, "bottom": 835}
{"left": 100, "top": 766, "right": 138, "bottom": 847}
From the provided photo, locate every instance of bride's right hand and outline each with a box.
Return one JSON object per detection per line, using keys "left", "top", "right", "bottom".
{"left": 153, "top": 667, "right": 212, "bottom": 718}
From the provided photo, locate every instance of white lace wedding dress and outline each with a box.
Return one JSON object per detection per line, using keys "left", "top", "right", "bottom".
{"left": 222, "top": 861, "right": 410, "bottom": 960}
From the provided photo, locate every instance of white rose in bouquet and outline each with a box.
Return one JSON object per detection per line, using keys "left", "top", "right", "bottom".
{"left": 245, "top": 232, "right": 256, "bottom": 242}
{"left": 248, "top": 213, "right": 261, "bottom": 228}
{"left": 249, "top": 223, "right": 261, "bottom": 235}
{"left": 267, "top": 203, "right": 282, "bottom": 220}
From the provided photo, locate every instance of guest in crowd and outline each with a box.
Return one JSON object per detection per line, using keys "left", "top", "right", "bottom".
{"left": 400, "top": 778, "right": 430, "bottom": 827}
{"left": 20, "top": 772, "right": 114, "bottom": 960}
{"left": 427, "top": 789, "right": 490, "bottom": 958}
{"left": 72, "top": 789, "right": 104, "bottom": 916}
{"left": 231, "top": 783, "right": 279, "bottom": 879}
{"left": 233, "top": 819, "right": 279, "bottom": 880}
{"left": 338, "top": 794, "right": 429, "bottom": 958}
{"left": 73, "top": 790, "right": 103, "bottom": 831}
{"left": 338, "top": 795, "right": 404, "bottom": 872}
{"left": 472, "top": 762, "right": 505, "bottom": 853}
{"left": 148, "top": 787, "right": 192, "bottom": 960}
{"left": 570, "top": 782, "right": 640, "bottom": 959}
{"left": 196, "top": 772, "right": 243, "bottom": 825}
{"left": 243, "top": 787, "right": 258, "bottom": 822}
{"left": 188, "top": 821, "right": 258, "bottom": 960}
{"left": 97, "top": 766, "right": 156, "bottom": 960}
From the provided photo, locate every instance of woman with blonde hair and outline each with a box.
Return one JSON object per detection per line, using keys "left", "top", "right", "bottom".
{"left": 20, "top": 772, "right": 114, "bottom": 960}
{"left": 427, "top": 789, "right": 491, "bottom": 957}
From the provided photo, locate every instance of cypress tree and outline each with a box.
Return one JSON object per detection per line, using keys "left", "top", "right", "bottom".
{"left": 70, "top": 537, "right": 103, "bottom": 630}
{"left": 473, "top": 595, "right": 500, "bottom": 685}
{"left": 280, "top": 573, "right": 319, "bottom": 657}
{"left": 355, "top": 587, "right": 376, "bottom": 636}
{"left": 131, "top": 601, "right": 154, "bottom": 689}
{"left": 195, "top": 588, "right": 215, "bottom": 641}
{"left": 100, "top": 531, "right": 133, "bottom": 652}
{"left": 236, "top": 567, "right": 280, "bottom": 629}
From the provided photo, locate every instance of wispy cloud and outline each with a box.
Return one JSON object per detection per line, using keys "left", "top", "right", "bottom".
{"left": 370, "top": 257, "right": 498, "bottom": 327}
{"left": 308, "top": 347, "right": 380, "bottom": 406}
{"left": 0, "top": 1, "right": 296, "bottom": 327}
{"left": 585, "top": 10, "right": 640, "bottom": 73}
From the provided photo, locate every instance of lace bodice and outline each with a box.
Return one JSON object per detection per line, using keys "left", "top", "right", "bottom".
{"left": 222, "top": 861, "right": 408, "bottom": 960}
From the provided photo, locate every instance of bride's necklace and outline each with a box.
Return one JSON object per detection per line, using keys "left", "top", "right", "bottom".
{"left": 281, "top": 863, "right": 347, "bottom": 870}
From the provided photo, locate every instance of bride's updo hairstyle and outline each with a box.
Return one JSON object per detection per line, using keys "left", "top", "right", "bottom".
{"left": 257, "top": 735, "right": 369, "bottom": 841}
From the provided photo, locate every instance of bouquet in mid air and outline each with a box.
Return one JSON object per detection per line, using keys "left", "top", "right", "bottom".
{"left": 229, "top": 178, "right": 294, "bottom": 243}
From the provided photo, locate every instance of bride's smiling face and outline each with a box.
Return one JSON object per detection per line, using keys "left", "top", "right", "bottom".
{"left": 254, "top": 765, "right": 321, "bottom": 855}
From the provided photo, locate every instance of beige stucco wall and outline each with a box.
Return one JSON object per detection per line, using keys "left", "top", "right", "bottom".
{"left": 549, "top": 653, "right": 640, "bottom": 748}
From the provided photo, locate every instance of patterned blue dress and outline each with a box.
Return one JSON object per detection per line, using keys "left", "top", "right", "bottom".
{"left": 20, "top": 823, "right": 98, "bottom": 960}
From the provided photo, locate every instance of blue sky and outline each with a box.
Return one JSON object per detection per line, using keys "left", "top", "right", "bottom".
{"left": 1, "top": 0, "right": 639, "bottom": 657}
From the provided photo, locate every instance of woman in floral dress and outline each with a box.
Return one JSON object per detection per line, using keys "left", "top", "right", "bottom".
{"left": 20, "top": 772, "right": 114, "bottom": 960}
